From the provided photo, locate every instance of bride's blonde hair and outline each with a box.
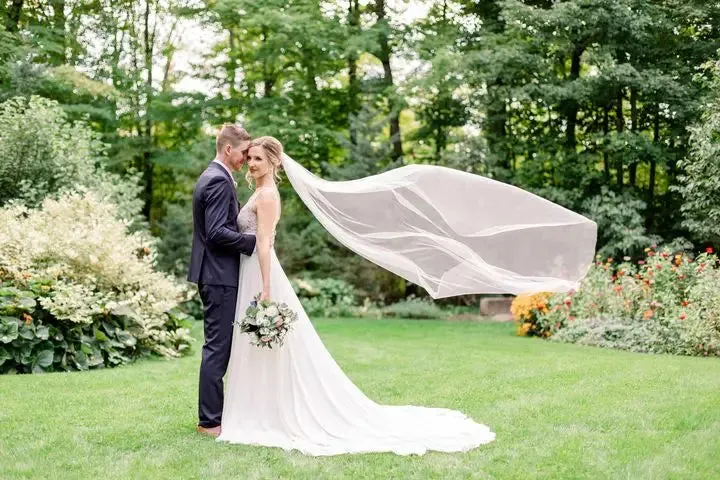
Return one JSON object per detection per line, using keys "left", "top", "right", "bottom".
{"left": 246, "top": 136, "right": 284, "bottom": 187}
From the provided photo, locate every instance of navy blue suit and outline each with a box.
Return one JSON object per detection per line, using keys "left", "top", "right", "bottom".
{"left": 188, "top": 161, "right": 256, "bottom": 428}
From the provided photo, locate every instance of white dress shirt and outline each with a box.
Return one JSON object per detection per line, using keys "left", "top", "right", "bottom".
{"left": 213, "top": 158, "right": 237, "bottom": 187}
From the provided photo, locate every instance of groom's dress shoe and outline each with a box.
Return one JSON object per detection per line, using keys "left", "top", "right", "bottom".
{"left": 197, "top": 425, "right": 221, "bottom": 437}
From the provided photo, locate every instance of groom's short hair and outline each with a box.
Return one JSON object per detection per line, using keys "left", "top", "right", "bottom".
{"left": 216, "top": 124, "right": 251, "bottom": 152}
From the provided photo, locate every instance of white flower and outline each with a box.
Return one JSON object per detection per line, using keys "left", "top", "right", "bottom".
{"left": 265, "top": 305, "right": 278, "bottom": 317}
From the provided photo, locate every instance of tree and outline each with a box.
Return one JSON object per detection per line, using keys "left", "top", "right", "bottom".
{"left": 675, "top": 59, "right": 720, "bottom": 244}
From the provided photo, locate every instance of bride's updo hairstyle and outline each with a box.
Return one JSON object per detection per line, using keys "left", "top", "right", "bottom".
{"left": 246, "top": 136, "right": 284, "bottom": 187}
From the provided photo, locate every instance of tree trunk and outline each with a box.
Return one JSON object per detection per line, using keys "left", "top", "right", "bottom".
{"left": 647, "top": 111, "right": 659, "bottom": 229}
{"left": 375, "top": 0, "right": 403, "bottom": 161}
{"left": 603, "top": 105, "right": 610, "bottom": 181}
{"left": 565, "top": 44, "right": 583, "bottom": 151}
{"left": 142, "top": 0, "right": 154, "bottom": 220}
{"left": 347, "top": 0, "right": 360, "bottom": 146}
{"left": 261, "top": 26, "right": 274, "bottom": 97}
{"left": 6, "top": 0, "right": 23, "bottom": 33}
{"left": 615, "top": 89, "right": 624, "bottom": 187}
{"left": 629, "top": 87, "right": 638, "bottom": 186}
{"left": 51, "top": 0, "right": 66, "bottom": 65}
{"left": 487, "top": 83, "right": 510, "bottom": 180}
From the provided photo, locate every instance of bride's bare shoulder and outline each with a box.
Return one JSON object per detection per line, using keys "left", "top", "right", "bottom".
{"left": 254, "top": 187, "right": 281, "bottom": 211}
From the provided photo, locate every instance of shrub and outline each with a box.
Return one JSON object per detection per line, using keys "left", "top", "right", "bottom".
{"left": 0, "top": 192, "right": 193, "bottom": 374}
{"left": 511, "top": 292, "right": 552, "bottom": 337}
{"left": 551, "top": 317, "right": 718, "bottom": 356}
{"left": 582, "top": 187, "right": 658, "bottom": 259}
{"left": 382, "top": 296, "right": 447, "bottom": 320}
{"left": 290, "top": 276, "right": 358, "bottom": 317}
{"left": 0, "top": 95, "right": 143, "bottom": 220}
{"left": 519, "top": 246, "right": 720, "bottom": 357}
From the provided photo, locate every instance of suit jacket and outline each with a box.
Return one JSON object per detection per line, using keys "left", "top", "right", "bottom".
{"left": 187, "top": 161, "right": 256, "bottom": 287}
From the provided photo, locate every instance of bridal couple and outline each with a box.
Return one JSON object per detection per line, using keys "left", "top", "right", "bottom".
{"left": 187, "top": 124, "right": 596, "bottom": 456}
{"left": 186, "top": 124, "right": 496, "bottom": 456}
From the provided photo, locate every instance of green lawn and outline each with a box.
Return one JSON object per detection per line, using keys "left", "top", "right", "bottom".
{"left": 1, "top": 319, "right": 719, "bottom": 480}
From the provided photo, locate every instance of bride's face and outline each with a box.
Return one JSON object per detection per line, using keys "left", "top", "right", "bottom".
{"left": 247, "top": 146, "right": 271, "bottom": 180}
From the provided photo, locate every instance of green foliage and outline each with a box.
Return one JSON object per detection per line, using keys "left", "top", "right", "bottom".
{"left": 0, "top": 96, "right": 143, "bottom": 220}
{"left": 582, "top": 187, "right": 657, "bottom": 258}
{"left": 5, "top": 0, "right": 720, "bottom": 305}
{"left": 155, "top": 202, "right": 194, "bottom": 277}
{"left": 675, "top": 58, "right": 720, "bottom": 244}
{"left": 381, "top": 296, "right": 448, "bottom": 320}
{"left": 551, "top": 316, "right": 717, "bottom": 357}
{"left": 290, "top": 276, "right": 358, "bottom": 318}
{"left": 0, "top": 282, "right": 193, "bottom": 374}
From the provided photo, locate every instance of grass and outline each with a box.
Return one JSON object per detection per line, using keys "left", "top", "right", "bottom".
{"left": 1, "top": 318, "right": 719, "bottom": 480}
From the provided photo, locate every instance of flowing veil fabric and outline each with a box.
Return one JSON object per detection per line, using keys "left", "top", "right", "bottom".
{"left": 282, "top": 155, "right": 597, "bottom": 297}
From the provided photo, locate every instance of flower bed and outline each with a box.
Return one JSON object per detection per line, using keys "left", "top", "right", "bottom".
{"left": 511, "top": 246, "right": 720, "bottom": 357}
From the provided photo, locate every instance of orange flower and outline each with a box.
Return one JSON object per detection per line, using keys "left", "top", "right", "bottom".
{"left": 23, "top": 313, "right": 32, "bottom": 325}
{"left": 516, "top": 322, "right": 531, "bottom": 337}
{"left": 643, "top": 310, "right": 654, "bottom": 320}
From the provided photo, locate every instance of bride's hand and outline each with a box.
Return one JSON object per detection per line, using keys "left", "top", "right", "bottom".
{"left": 260, "top": 289, "right": 271, "bottom": 302}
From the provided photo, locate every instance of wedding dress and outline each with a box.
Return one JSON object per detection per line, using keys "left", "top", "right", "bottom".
{"left": 216, "top": 187, "right": 496, "bottom": 455}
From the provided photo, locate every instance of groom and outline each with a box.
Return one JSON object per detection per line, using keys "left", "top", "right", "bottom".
{"left": 188, "top": 124, "right": 257, "bottom": 437}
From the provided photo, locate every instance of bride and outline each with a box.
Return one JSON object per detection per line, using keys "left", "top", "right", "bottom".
{"left": 216, "top": 136, "right": 497, "bottom": 455}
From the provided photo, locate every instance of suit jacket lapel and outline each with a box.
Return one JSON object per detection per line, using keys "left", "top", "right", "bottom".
{"left": 209, "top": 161, "right": 240, "bottom": 210}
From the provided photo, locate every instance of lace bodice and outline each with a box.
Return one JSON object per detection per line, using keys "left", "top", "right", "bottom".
{"left": 237, "top": 187, "right": 280, "bottom": 242}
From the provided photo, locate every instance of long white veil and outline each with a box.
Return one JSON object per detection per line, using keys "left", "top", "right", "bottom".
{"left": 282, "top": 155, "right": 597, "bottom": 299}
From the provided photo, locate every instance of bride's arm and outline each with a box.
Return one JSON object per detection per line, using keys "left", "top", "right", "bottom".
{"left": 255, "top": 190, "right": 277, "bottom": 301}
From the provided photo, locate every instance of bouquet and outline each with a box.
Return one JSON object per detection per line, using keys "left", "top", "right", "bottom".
{"left": 234, "top": 294, "right": 298, "bottom": 348}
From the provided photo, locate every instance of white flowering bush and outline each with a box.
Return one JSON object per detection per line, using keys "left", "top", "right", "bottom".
{"left": 0, "top": 192, "right": 193, "bottom": 373}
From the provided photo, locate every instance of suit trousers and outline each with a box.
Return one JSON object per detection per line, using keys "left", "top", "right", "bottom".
{"left": 197, "top": 283, "right": 238, "bottom": 428}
